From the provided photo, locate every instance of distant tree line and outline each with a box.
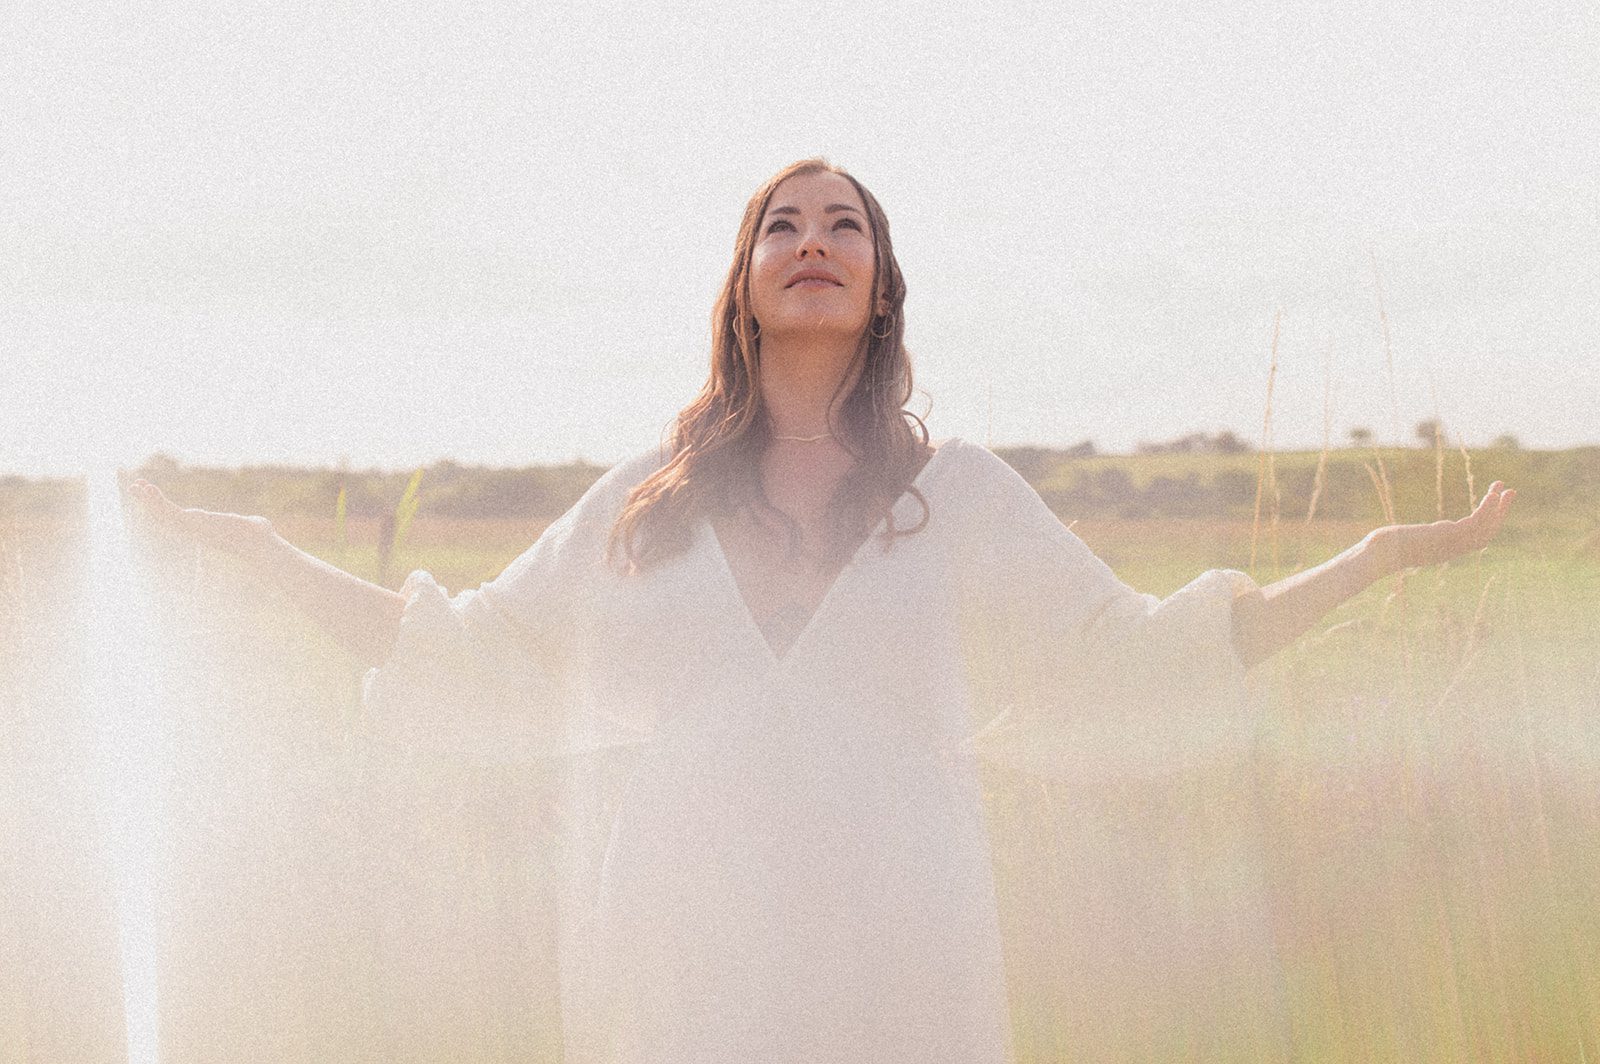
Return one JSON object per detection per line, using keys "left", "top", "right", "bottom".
{"left": 120, "top": 456, "right": 612, "bottom": 523}
{"left": 0, "top": 438, "right": 1587, "bottom": 529}
{"left": 1134, "top": 430, "right": 1252, "bottom": 455}
{"left": 990, "top": 443, "right": 1597, "bottom": 524}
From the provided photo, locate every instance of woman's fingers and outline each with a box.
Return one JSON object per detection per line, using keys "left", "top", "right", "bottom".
{"left": 128, "top": 481, "right": 179, "bottom": 524}
{"left": 1460, "top": 482, "right": 1515, "bottom": 549}
{"left": 1471, "top": 482, "right": 1504, "bottom": 517}
{"left": 1487, "top": 487, "right": 1516, "bottom": 539}
{"left": 123, "top": 483, "right": 276, "bottom": 558}
{"left": 125, "top": 481, "right": 212, "bottom": 544}
{"left": 136, "top": 482, "right": 193, "bottom": 520}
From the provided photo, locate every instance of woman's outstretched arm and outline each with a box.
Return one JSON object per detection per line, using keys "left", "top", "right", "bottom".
{"left": 125, "top": 478, "right": 408, "bottom": 669}
{"left": 1230, "top": 481, "right": 1517, "bottom": 670}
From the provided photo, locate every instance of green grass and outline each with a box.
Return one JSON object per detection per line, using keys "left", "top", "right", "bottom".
{"left": 3, "top": 453, "right": 1597, "bottom": 1062}
{"left": 326, "top": 520, "right": 1595, "bottom": 1062}
{"left": 261, "top": 452, "right": 1596, "bottom": 1060}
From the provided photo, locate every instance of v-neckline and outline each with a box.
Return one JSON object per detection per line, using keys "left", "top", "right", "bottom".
{"left": 701, "top": 438, "right": 961, "bottom": 671}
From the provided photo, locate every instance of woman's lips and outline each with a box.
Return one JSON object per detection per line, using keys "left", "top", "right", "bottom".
{"left": 786, "top": 268, "right": 844, "bottom": 287}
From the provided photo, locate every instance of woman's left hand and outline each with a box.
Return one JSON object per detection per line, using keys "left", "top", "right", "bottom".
{"left": 1365, "top": 481, "right": 1517, "bottom": 573}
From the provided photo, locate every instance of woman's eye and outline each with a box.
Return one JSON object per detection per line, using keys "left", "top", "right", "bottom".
{"left": 834, "top": 218, "right": 862, "bottom": 231}
{"left": 765, "top": 219, "right": 794, "bottom": 234}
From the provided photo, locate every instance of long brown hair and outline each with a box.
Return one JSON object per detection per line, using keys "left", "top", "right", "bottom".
{"left": 606, "top": 158, "right": 931, "bottom": 574}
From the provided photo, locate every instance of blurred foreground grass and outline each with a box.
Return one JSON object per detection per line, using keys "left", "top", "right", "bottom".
{"left": 297, "top": 507, "right": 1599, "bottom": 1061}
{"left": 1, "top": 458, "right": 1597, "bottom": 1062}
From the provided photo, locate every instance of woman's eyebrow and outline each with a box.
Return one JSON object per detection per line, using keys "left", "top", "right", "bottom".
{"left": 766, "top": 203, "right": 865, "bottom": 217}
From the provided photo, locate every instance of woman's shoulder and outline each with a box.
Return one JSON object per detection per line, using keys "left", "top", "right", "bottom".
{"left": 486, "top": 442, "right": 674, "bottom": 590}
{"left": 928, "top": 437, "right": 1034, "bottom": 494}
{"left": 602, "top": 440, "right": 676, "bottom": 492}
{"left": 922, "top": 438, "right": 1070, "bottom": 543}
{"left": 520, "top": 442, "right": 673, "bottom": 558}
{"left": 568, "top": 441, "right": 675, "bottom": 514}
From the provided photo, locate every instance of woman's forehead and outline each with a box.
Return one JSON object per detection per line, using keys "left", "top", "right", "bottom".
{"left": 764, "top": 171, "right": 865, "bottom": 215}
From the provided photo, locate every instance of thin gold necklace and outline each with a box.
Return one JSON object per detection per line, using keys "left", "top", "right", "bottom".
{"left": 772, "top": 432, "right": 834, "bottom": 442}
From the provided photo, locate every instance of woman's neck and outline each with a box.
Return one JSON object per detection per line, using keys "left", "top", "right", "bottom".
{"left": 756, "top": 334, "right": 862, "bottom": 441}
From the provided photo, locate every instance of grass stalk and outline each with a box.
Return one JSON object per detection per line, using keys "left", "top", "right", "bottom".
{"left": 1371, "top": 250, "right": 1400, "bottom": 445}
{"left": 1301, "top": 337, "right": 1334, "bottom": 570}
{"left": 1362, "top": 456, "right": 1397, "bottom": 527}
{"left": 1250, "top": 309, "right": 1282, "bottom": 574}
{"left": 377, "top": 467, "right": 425, "bottom": 587}
{"left": 1433, "top": 417, "right": 1445, "bottom": 521}
{"left": 334, "top": 482, "right": 348, "bottom": 572}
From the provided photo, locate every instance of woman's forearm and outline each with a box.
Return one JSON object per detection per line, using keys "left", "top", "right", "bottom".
{"left": 1230, "top": 532, "right": 1393, "bottom": 670}
{"left": 1229, "top": 482, "right": 1516, "bottom": 669}
{"left": 126, "top": 479, "right": 410, "bottom": 669}
{"left": 239, "top": 531, "right": 409, "bottom": 670}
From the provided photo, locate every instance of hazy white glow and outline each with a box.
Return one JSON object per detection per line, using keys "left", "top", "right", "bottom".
{"left": 84, "top": 467, "right": 165, "bottom": 1064}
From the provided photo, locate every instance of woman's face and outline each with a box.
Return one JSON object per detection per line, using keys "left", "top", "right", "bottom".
{"left": 748, "top": 170, "right": 876, "bottom": 344}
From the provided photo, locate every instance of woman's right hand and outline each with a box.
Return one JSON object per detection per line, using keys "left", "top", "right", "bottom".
{"left": 124, "top": 478, "right": 279, "bottom": 561}
{"left": 123, "top": 478, "right": 405, "bottom": 665}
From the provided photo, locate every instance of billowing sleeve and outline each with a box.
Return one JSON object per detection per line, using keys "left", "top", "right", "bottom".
{"left": 359, "top": 449, "right": 662, "bottom": 764}
{"left": 951, "top": 446, "right": 1262, "bottom": 781}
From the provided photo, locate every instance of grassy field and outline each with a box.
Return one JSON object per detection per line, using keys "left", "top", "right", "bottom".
{"left": 364, "top": 515, "right": 1597, "bottom": 1062}
{"left": 2, "top": 451, "right": 1597, "bottom": 1062}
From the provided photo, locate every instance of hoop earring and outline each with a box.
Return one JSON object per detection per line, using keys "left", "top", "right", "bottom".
{"left": 869, "top": 314, "right": 894, "bottom": 340}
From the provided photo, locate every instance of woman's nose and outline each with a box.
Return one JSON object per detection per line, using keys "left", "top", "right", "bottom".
{"left": 797, "top": 230, "right": 828, "bottom": 257}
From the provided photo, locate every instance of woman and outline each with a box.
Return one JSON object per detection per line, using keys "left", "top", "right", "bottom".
{"left": 127, "top": 159, "right": 1515, "bottom": 1063}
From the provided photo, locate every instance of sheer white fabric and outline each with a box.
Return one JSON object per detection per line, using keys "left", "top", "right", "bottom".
{"left": 954, "top": 448, "right": 1259, "bottom": 782}
{"left": 361, "top": 437, "right": 1263, "bottom": 1064}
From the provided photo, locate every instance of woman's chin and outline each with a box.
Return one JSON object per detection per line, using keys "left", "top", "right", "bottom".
{"left": 760, "top": 315, "right": 872, "bottom": 342}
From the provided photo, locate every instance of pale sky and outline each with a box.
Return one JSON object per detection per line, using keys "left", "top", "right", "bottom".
{"left": 4, "top": 0, "right": 1596, "bottom": 475}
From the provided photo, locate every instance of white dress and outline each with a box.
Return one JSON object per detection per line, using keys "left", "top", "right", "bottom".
{"left": 361, "top": 437, "right": 1263, "bottom": 1064}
